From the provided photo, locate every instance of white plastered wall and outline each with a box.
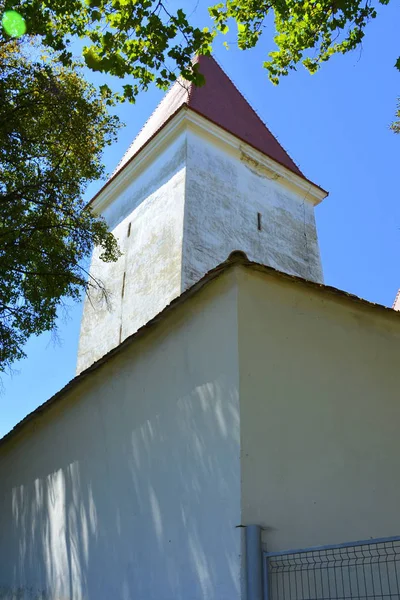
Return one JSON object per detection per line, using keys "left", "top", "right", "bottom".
{"left": 77, "top": 133, "right": 187, "bottom": 374}
{"left": 237, "top": 266, "right": 400, "bottom": 552}
{"left": 78, "top": 116, "right": 324, "bottom": 375}
{"left": 0, "top": 272, "right": 242, "bottom": 600}
{"left": 182, "top": 129, "right": 323, "bottom": 290}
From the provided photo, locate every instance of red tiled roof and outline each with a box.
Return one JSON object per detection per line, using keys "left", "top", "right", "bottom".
{"left": 114, "top": 55, "right": 303, "bottom": 178}
{"left": 188, "top": 55, "right": 303, "bottom": 176}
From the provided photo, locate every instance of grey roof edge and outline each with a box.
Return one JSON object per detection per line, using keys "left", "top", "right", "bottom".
{"left": 1, "top": 251, "right": 398, "bottom": 451}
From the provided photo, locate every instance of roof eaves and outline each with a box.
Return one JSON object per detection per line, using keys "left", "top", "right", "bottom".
{"left": 2, "top": 253, "right": 398, "bottom": 451}
{"left": 207, "top": 54, "right": 304, "bottom": 178}
{"left": 186, "top": 105, "right": 328, "bottom": 197}
{"left": 87, "top": 103, "right": 189, "bottom": 209}
{"left": 0, "top": 254, "right": 232, "bottom": 451}
{"left": 88, "top": 105, "right": 327, "bottom": 210}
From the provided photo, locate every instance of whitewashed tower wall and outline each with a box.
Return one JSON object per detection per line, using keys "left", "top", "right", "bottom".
{"left": 78, "top": 123, "right": 324, "bottom": 373}
{"left": 182, "top": 128, "right": 322, "bottom": 289}
{"left": 77, "top": 58, "right": 326, "bottom": 374}
{"left": 77, "top": 133, "right": 187, "bottom": 373}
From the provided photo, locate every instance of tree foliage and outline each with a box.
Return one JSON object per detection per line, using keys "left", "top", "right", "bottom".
{"left": 3, "top": 0, "right": 214, "bottom": 102}
{"left": 0, "top": 37, "right": 121, "bottom": 373}
{"left": 2, "top": 0, "right": 396, "bottom": 102}
{"left": 210, "top": 0, "right": 392, "bottom": 83}
{"left": 209, "top": 0, "right": 398, "bottom": 128}
{"left": 391, "top": 101, "right": 400, "bottom": 133}
{"left": 0, "top": 0, "right": 397, "bottom": 372}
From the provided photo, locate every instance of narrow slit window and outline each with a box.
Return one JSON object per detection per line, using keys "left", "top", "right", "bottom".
{"left": 127, "top": 222, "right": 131, "bottom": 237}
{"left": 257, "top": 212, "right": 262, "bottom": 231}
{"left": 121, "top": 271, "right": 126, "bottom": 298}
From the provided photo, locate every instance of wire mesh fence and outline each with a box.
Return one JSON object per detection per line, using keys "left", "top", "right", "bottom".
{"left": 264, "top": 537, "right": 400, "bottom": 600}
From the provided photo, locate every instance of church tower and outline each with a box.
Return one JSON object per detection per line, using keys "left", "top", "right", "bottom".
{"left": 77, "top": 56, "right": 327, "bottom": 373}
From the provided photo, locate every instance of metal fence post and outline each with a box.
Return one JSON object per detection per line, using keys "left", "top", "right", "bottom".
{"left": 246, "top": 524, "right": 263, "bottom": 600}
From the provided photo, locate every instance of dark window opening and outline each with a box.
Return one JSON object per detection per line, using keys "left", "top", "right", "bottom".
{"left": 121, "top": 271, "right": 126, "bottom": 298}
{"left": 127, "top": 222, "right": 131, "bottom": 237}
{"left": 257, "top": 212, "right": 262, "bottom": 231}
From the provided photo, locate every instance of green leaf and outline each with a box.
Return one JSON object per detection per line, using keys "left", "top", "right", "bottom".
{"left": 83, "top": 47, "right": 102, "bottom": 71}
{"left": 0, "top": 42, "right": 121, "bottom": 373}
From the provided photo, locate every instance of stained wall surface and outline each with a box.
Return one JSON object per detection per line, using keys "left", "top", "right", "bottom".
{"left": 77, "top": 122, "right": 323, "bottom": 374}
{"left": 3, "top": 259, "right": 400, "bottom": 599}
{"left": 182, "top": 130, "right": 323, "bottom": 290}
{"left": 77, "top": 133, "right": 187, "bottom": 374}
{"left": 0, "top": 273, "right": 242, "bottom": 600}
{"left": 237, "top": 266, "right": 400, "bottom": 552}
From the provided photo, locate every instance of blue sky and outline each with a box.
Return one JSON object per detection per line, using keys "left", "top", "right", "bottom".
{"left": 1, "top": 0, "right": 399, "bottom": 436}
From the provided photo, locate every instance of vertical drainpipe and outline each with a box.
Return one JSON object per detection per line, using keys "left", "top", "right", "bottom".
{"left": 246, "top": 525, "right": 263, "bottom": 600}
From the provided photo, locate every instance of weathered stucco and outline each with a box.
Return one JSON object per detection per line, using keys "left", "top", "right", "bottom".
{"left": 182, "top": 129, "right": 322, "bottom": 289}
{"left": 237, "top": 266, "right": 400, "bottom": 552}
{"left": 77, "top": 134, "right": 187, "bottom": 373}
{"left": 77, "top": 119, "right": 324, "bottom": 374}
{"left": 2, "top": 260, "right": 400, "bottom": 599}
{"left": 0, "top": 273, "right": 242, "bottom": 600}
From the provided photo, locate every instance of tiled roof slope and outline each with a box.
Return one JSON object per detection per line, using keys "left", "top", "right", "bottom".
{"left": 114, "top": 55, "right": 303, "bottom": 178}
{"left": 113, "top": 77, "right": 190, "bottom": 174}
{"left": 1, "top": 251, "right": 399, "bottom": 450}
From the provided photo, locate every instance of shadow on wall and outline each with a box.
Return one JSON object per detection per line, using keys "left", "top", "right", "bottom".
{"left": 0, "top": 347, "right": 241, "bottom": 600}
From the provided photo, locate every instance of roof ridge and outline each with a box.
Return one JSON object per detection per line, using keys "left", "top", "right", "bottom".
{"left": 2, "top": 252, "right": 398, "bottom": 450}
{"left": 112, "top": 102, "right": 161, "bottom": 175}
{"left": 187, "top": 54, "right": 200, "bottom": 104}
{"left": 103, "top": 53, "right": 325, "bottom": 193}
{"left": 208, "top": 54, "right": 303, "bottom": 176}
{"left": 112, "top": 76, "right": 191, "bottom": 176}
